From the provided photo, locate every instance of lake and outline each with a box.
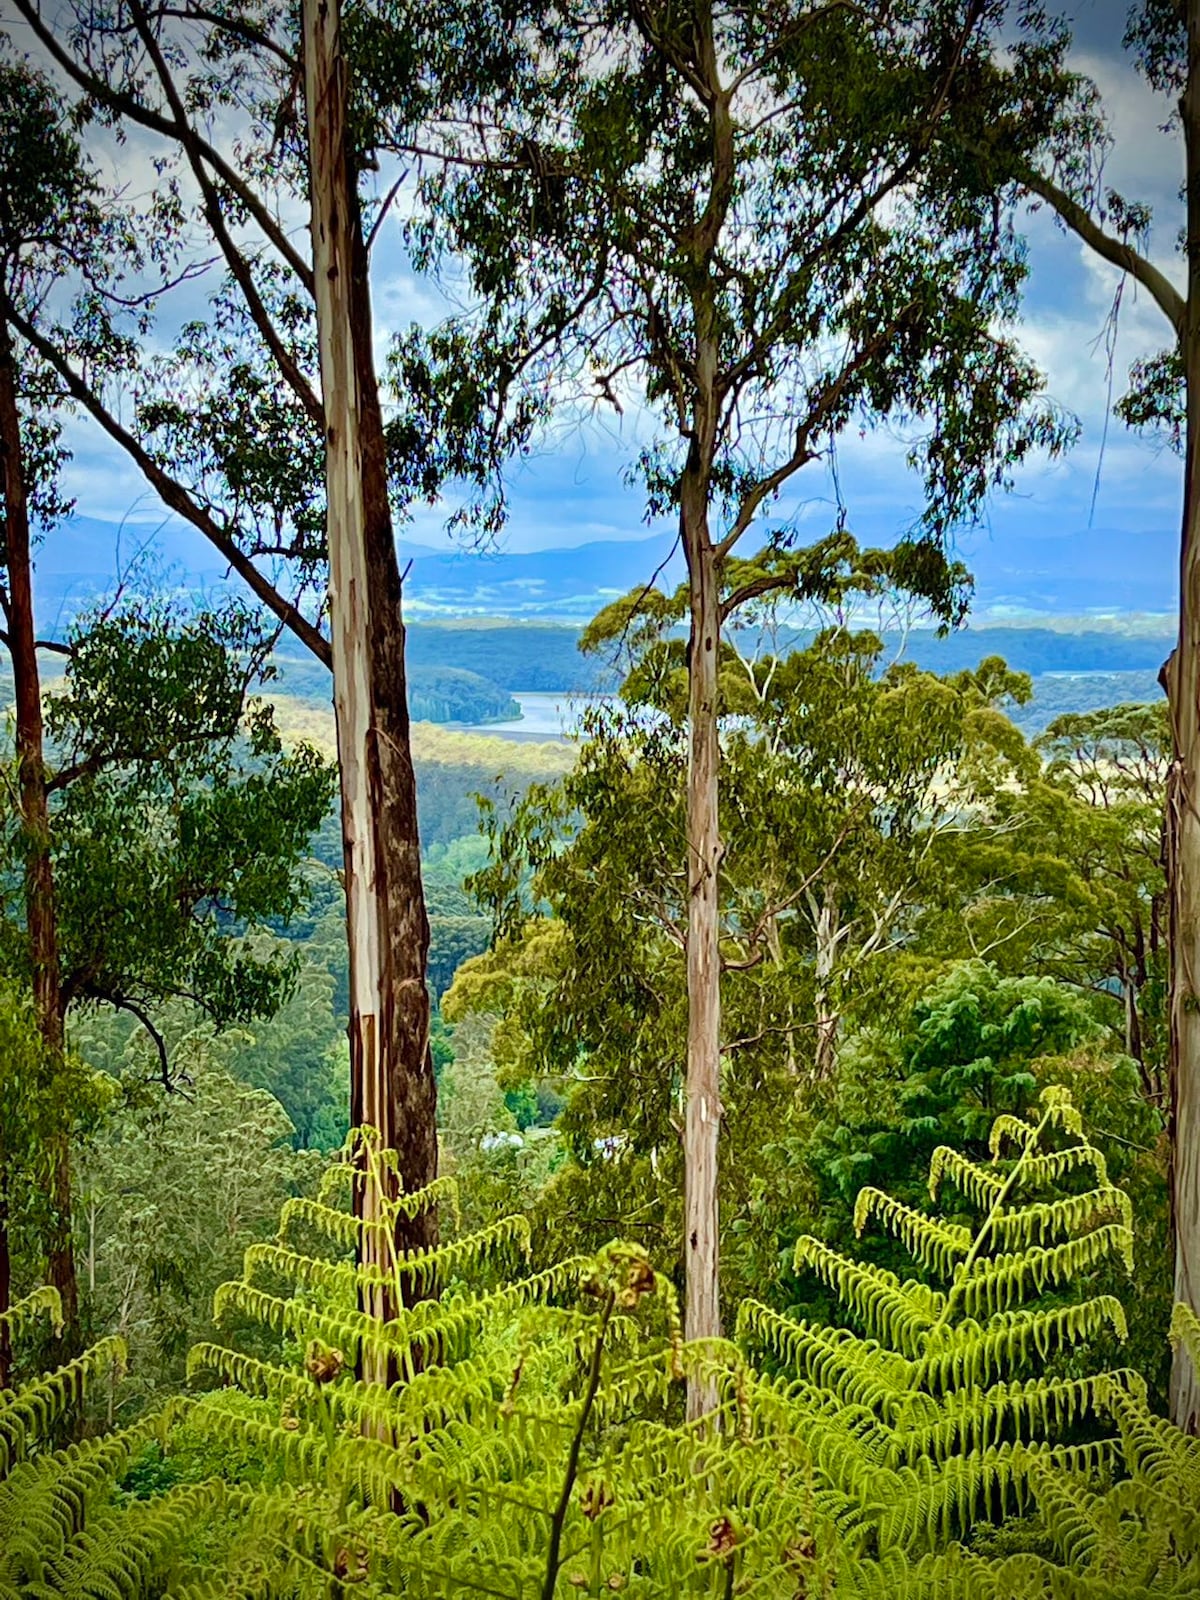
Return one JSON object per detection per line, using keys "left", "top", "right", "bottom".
{"left": 461, "top": 690, "right": 607, "bottom": 742}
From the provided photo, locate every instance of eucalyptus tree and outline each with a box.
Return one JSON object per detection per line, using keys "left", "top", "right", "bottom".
{"left": 397, "top": 0, "right": 1074, "bottom": 1403}
{"left": 3, "top": 0, "right": 512, "bottom": 1256}
{"left": 0, "top": 59, "right": 115, "bottom": 1335}
{"left": 950, "top": 0, "right": 1194, "bottom": 1423}
{"left": 286, "top": 0, "right": 438, "bottom": 1333}
{"left": 455, "top": 625, "right": 1035, "bottom": 1339}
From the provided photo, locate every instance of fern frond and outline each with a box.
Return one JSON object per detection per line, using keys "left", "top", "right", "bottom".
{"left": 7, "top": 1093, "right": 1184, "bottom": 1600}
{"left": 928, "top": 1147, "right": 1006, "bottom": 1208}
{"left": 36, "top": 1481, "right": 233, "bottom": 1600}
{"left": 0, "top": 1339, "right": 127, "bottom": 1475}
{"left": 245, "top": 1214, "right": 531, "bottom": 1302}
{"left": 1013, "top": 1144, "right": 1109, "bottom": 1190}
{"left": 793, "top": 1238, "right": 943, "bottom": 1354}
{"left": 853, "top": 1189, "right": 972, "bottom": 1275}
{"left": 989, "top": 1113, "right": 1039, "bottom": 1156}
{"left": 988, "top": 1187, "right": 1132, "bottom": 1249}
{"left": 276, "top": 1192, "right": 360, "bottom": 1251}
{"left": 0, "top": 1423, "right": 162, "bottom": 1586}
{"left": 0, "top": 1288, "right": 62, "bottom": 1341}
{"left": 950, "top": 1224, "right": 1134, "bottom": 1318}
{"left": 1170, "top": 1302, "right": 1200, "bottom": 1374}
{"left": 736, "top": 1300, "right": 913, "bottom": 1419}
{"left": 919, "top": 1298, "right": 1128, "bottom": 1391}
{"left": 893, "top": 1370, "right": 1145, "bottom": 1465}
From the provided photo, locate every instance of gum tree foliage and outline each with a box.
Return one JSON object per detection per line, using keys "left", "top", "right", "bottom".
{"left": 5, "top": 602, "right": 339, "bottom": 1067}
{"left": 450, "top": 630, "right": 1033, "bottom": 1303}
{"left": 915, "top": 701, "right": 1171, "bottom": 1101}
{"left": 367, "top": 0, "right": 1079, "bottom": 1399}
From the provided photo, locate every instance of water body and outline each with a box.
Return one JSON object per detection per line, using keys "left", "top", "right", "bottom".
{"left": 461, "top": 690, "right": 605, "bottom": 743}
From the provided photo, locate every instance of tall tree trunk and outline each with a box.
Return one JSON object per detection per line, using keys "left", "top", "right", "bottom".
{"left": 0, "top": 310, "right": 76, "bottom": 1345}
{"left": 303, "top": 0, "right": 438, "bottom": 1341}
{"left": 0, "top": 1170, "right": 11, "bottom": 1391}
{"left": 813, "top": 892, "right": 840, "bottom": 1079}
{"left": 1167, "top": 0, "right": 1200, "bottom": 1435}
{"left": 681, "top": 459, "right": 722, "bottom": 1421}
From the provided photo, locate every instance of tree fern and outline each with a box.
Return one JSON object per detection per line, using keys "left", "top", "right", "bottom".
{"left": 0, "top": 1290, "right": 193, "bottom": 1599}
{"left": 739, "top": 1088, "right": 1138, "bottom": 1557}
{"left": 4, "top": 1102, "right": 1200, "bottom": 1596}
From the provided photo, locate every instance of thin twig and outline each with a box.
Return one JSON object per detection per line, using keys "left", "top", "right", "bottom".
{"left": 541, "top": 1289, "right": 615, "bottom": 1600}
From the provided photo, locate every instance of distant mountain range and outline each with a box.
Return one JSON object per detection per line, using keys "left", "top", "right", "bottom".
{"left": 28, "top": 514, "right": 1181, "bottom": 631}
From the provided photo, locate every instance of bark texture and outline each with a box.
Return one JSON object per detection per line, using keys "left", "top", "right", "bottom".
{"left": 813, "top": 893, "right": 841, "bottom": 1080}
{"left": 1168, "top": 0, "right": 1200, "bottom": 1433}
{"left": 681, "top": 454, "right": 722, "bottom": 1422}
{"left": 0, "top": 1176, "right": 11, "bottom": 1391}
{"left": 303, "top": 0, "right": 438, "bottom": 1329}
{"left": 677, "top": 0, "right": 735, "bottom": 1422}
{"left": 0, "top": 310, "right": 76, "bottom": 1345}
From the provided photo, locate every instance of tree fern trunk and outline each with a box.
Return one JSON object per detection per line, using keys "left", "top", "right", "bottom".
{"left": 1167, "top": 0, "right": 1200, "bottom": 1436}
{"left": 303, "top": 0, "right": 438, "bottom": 1357}
{"left": 0, "top": 309, "right": 76, "bottom": 1347}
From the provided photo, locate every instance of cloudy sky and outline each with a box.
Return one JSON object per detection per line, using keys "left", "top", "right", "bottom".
{"left": 16, "top": 0, "right": 1187, "bottom": 620}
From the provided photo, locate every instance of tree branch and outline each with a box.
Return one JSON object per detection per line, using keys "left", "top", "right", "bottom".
{"left": 716, "top": 304, "right": 918, "bottom": 566}
{"left": 7, "top": 300, "right": 333, "bottom": 669}
{"left": 105, "top": 992, "right": 174, "bottom": 1088}
{"left": 1022, "top": 168, "right": 1185, "bottom": 337}
{"left": 128, "top": 0, "right": 324, "bottom": 427}
{"left": 0, "top": 630, "right": 71, "bottom": 659}
{"left": 154, "top": 4, "right": 297, "bottom": 67}
{"left": 10, "top": 0, "right": 315, "bottom": 295}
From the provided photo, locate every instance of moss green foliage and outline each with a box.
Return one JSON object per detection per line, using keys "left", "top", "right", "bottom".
{"left": 0, "top": 985, "right": 112, "bottom": 1324}
{"left": 0, "top": 1092, "right": 1195, "bottom": 1598}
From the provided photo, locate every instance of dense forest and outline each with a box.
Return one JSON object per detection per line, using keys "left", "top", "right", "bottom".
{"left": 0, "top": 0, "right": 1193, "bottom": 1596}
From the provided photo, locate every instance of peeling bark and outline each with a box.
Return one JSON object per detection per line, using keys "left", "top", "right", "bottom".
{"left": 303, "top": 0, "right": 438, "bottom": 1356}
{"left": 682, "top": 459, "right": 722, "bottom": 1422}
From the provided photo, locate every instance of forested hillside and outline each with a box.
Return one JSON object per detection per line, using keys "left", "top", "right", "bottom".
{"left": 273, "top": 627, "right": 1172, "bottom": 735}
{"left": 0, "top": 0, "right": 1191, "bottom": 1596}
